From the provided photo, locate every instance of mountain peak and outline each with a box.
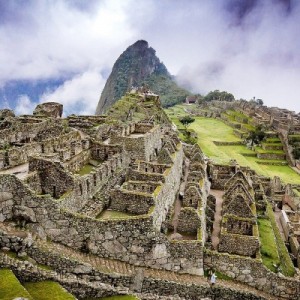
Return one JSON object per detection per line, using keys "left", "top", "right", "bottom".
{"left": 95, "top": 41, "right": 190, "bottom": 114}
{"left": 131, "top": 39, "right": 149, "bottom": 48}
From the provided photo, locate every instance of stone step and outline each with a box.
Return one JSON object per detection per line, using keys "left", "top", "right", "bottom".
{"left": 0, "top": 222, "right": 280, "bottom": 300}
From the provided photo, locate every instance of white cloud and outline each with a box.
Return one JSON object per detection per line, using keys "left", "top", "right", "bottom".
{"left": 1, "top": 0, "right": 300, "bottom": 114}
{"left": 15, "top": 95, "right": 36, "bottom": 115}
{"left": 40, "top": 70, "right": 105, "bottom": 115}
{"left": 0, "top": 0, "right": 139, "bottom": 83}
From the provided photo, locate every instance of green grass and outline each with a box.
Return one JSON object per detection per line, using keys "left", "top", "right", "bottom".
{"left": 97, "top": 210, "right": 135, "bottom": 219}
{"left": 266, "top": 138, "right": 281, "bottom": 143}
{"left": 257, "top": 218, "right": 280, "bottom": 273}
{"left": 85, "top": 296, "right": 139, "bottom": 300}
{"left": 0, "top": 269, "right": 33, "bottom": 300}
{"left": 166, "top": 108, "right": 300, "bottom": 184}
{"left": 77, "top": 164, "right": 94, "bottom": 176}
{"left": 293, "top": 188, "right": 300, "bottom": 197}
{"left": 24, "top": 281, "right": 75, "bottom": 300}
{"left": 266, "top": 203, "right": 295, "bottom": 276}
{"left": 254, "top": 147, "right": 284, "bottom": 154}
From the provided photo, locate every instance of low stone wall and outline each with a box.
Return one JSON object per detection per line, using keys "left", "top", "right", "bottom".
{"left": 257, "top": 152, "right": 286, "bottom": 160}
{"left": 256, "top": 160, "right": 288, "bottom": 166}
{"left": 262, "top": 144, "right": 283, "bottom": 151}
{"left": 204, "top": 251, "right": 300, "bottom": 299}
{"left": 141, "top": 277, "right": 268, "bottom": 300}
{"left": 213, "top": 141, "right": 243, "bottom": 146}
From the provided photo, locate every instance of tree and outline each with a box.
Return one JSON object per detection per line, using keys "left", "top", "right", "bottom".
{"left": 247, "top": 125, "right": 266, "bottom": 146}
{"left": 256, "top": 99, "right": 264, "bottom": 105}
{"left": 179, "top": 116, "right": 195, "bottom": 128}
{"left": 203, "top": 90, "right": 235, "bottom": 102}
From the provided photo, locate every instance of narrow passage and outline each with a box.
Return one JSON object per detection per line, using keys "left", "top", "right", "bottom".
{"left": 210, "top": 189, "right": 224, "bottom": 250}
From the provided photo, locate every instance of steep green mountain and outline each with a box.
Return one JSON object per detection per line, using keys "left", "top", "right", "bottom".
{"left": 95, "top": 40, "right": 190, "bottom": 114}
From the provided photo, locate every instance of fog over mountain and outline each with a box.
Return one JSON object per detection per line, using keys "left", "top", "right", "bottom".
{"left": 0, "top": 0, "right": 299, "bottom": 115}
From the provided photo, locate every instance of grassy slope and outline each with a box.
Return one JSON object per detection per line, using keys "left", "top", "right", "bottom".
{"left": 165, "top": 105, "right": 300, "bottom": 184}
{"left": 0, "top": 269, "right": 33, "bottom": 300}
{"left": 257, "top": 218, "right": 280, "bottom": 273}
{"left": 24, "top": 281, "right": 75, "bottom": 300}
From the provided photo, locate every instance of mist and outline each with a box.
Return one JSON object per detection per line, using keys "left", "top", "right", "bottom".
{"left": 0, "top": 0, "right": 299, "bottom": 114}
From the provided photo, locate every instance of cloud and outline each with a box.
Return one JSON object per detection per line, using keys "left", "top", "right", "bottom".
{"left": 40, "top": 70, "right": 105, "bottom": 115}
{"left": 0, "top": 0, "right": 138, "bottom": 83}
{"left": 15, "top": 95, "right": 36, "bottom": 115}
{"left": 1, "top": 0, "right": 300, "bottom": 114}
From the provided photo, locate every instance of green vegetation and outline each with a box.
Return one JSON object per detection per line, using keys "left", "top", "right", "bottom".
{"left": 215, "top": 270, "right": 232, "bottom": 281}
{"left": 247, "top": 125, "right": 266, "bottom": 146}
{"left": 257, "top": 218, "right": 280, "bottom": 273}
{"left": 24, "top": 281, "right": 75, "bottom": 300}
{"left": 202, "top": 90, "right": 235, "bottom": 102}
{"left": 0, "top": 269, "right": 32, "bottom": 300}
{"left": 144, "top": 74, "right": 191, "bottom": 107}
{"left": 266, "top": 203, "right": 295, "bottom": 277}
{"left": 179, "top": 115, "right": 195, "bottom": 127}
{"left": 97, "top": 210, "right": 135, "bottom": 220}
{"left": 77, "top": 164, "right": 94, "bottom": 176}
{"left": 288, "top": 134, "right": 300, "bottom": 159}
{"left": 165, "top": 105, "right": 300, "bottom": 184}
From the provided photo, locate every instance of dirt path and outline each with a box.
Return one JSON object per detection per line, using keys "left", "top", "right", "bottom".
{"left": 210, "top": 189, "right": 224, "bottom": 250}
{"left": 171, "top": 158, "right": 190, "bottom": 233}
{"left": 274, "top": 209, "right": 286, "bottom": 241}
{"left": 0, "top": 163, "right": 29, "bottom": 179}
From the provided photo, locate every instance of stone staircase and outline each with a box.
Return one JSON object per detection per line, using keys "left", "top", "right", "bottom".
{"left": 37, "top": 239, "right": 279, "bottom": 300}
{"left": 36, "top": 238, "right": 135, "bottom": 275}
{"left": 0, "top": 222, "right": 283, "bottom": 300}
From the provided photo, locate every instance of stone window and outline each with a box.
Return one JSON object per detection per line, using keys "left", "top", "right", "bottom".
{"left": 86, "top": 180, "right": 90, "bottom": 192}
{"left": 93, "top": 174, "right": 97, "bottom": 186}
{"left": 79, "top": 184, "right": 83, "bottom": 195}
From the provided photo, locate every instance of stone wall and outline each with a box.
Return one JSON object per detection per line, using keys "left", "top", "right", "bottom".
{"left": 141, "top": 277, "right": 268, "bottom": 300}
{"left": 0, "top": 153, "right": 199, "bottom": 274}
{"left": 204, "top": 251, "right": 300, "bottom": 299}
{"left": 110, "top": 188, "right": 155, "bottom": 215}
{"left": 60, "top": 152, "right": 129, "bottom": 212}
{"left": 177, "top": 207, "right": 201, "bottom": 234}
{"left": 257, "top": 152, "right": 286, "bottom": 160}
{"left": 218, "top": 233, "right": 259, "bottom": 256}
{"left": 28, "top": 157, "right": 75, "bottom": 199}
{"left": 151, "top": 145, "right": 183, "bottom": 231}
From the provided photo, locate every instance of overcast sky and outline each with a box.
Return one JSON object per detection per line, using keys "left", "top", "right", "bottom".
{"left": 0, "top": 0, "right": 299, "bottom": 115}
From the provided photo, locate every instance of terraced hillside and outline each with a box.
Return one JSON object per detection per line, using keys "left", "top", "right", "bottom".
{"left": 0, "top": 269, "right": 75, "bottom": 300}
{"left": 165, "top": 104, "right": 300, "bottom": 184}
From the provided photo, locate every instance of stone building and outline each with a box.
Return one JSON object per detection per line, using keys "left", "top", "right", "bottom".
{"left": 218, "top": 171, "right": 260, "bottom": 257}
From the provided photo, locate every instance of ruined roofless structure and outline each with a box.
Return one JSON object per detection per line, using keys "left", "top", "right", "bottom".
{"left": 0, "top": 92, "right": 299, "bottom": 299}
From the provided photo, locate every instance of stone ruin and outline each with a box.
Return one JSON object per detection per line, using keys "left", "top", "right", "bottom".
{"left": 219, "top": 171, "right": 259, "bottom": 257}
{"left": 0, "top": 92, "right": 299, "bottom": 299}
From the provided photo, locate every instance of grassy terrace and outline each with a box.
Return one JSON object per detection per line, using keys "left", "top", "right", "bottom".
{"left": 257, "top": 218, "right": 280, "bottom": 273}
{"left": 24, "top": 281, "right": 76, "bottom": 300}
{"left": 0, "top": 269, "right": 32, "bottom": 300}
{"left": 165, "top": 105, "right": 300, "bottom": 184}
